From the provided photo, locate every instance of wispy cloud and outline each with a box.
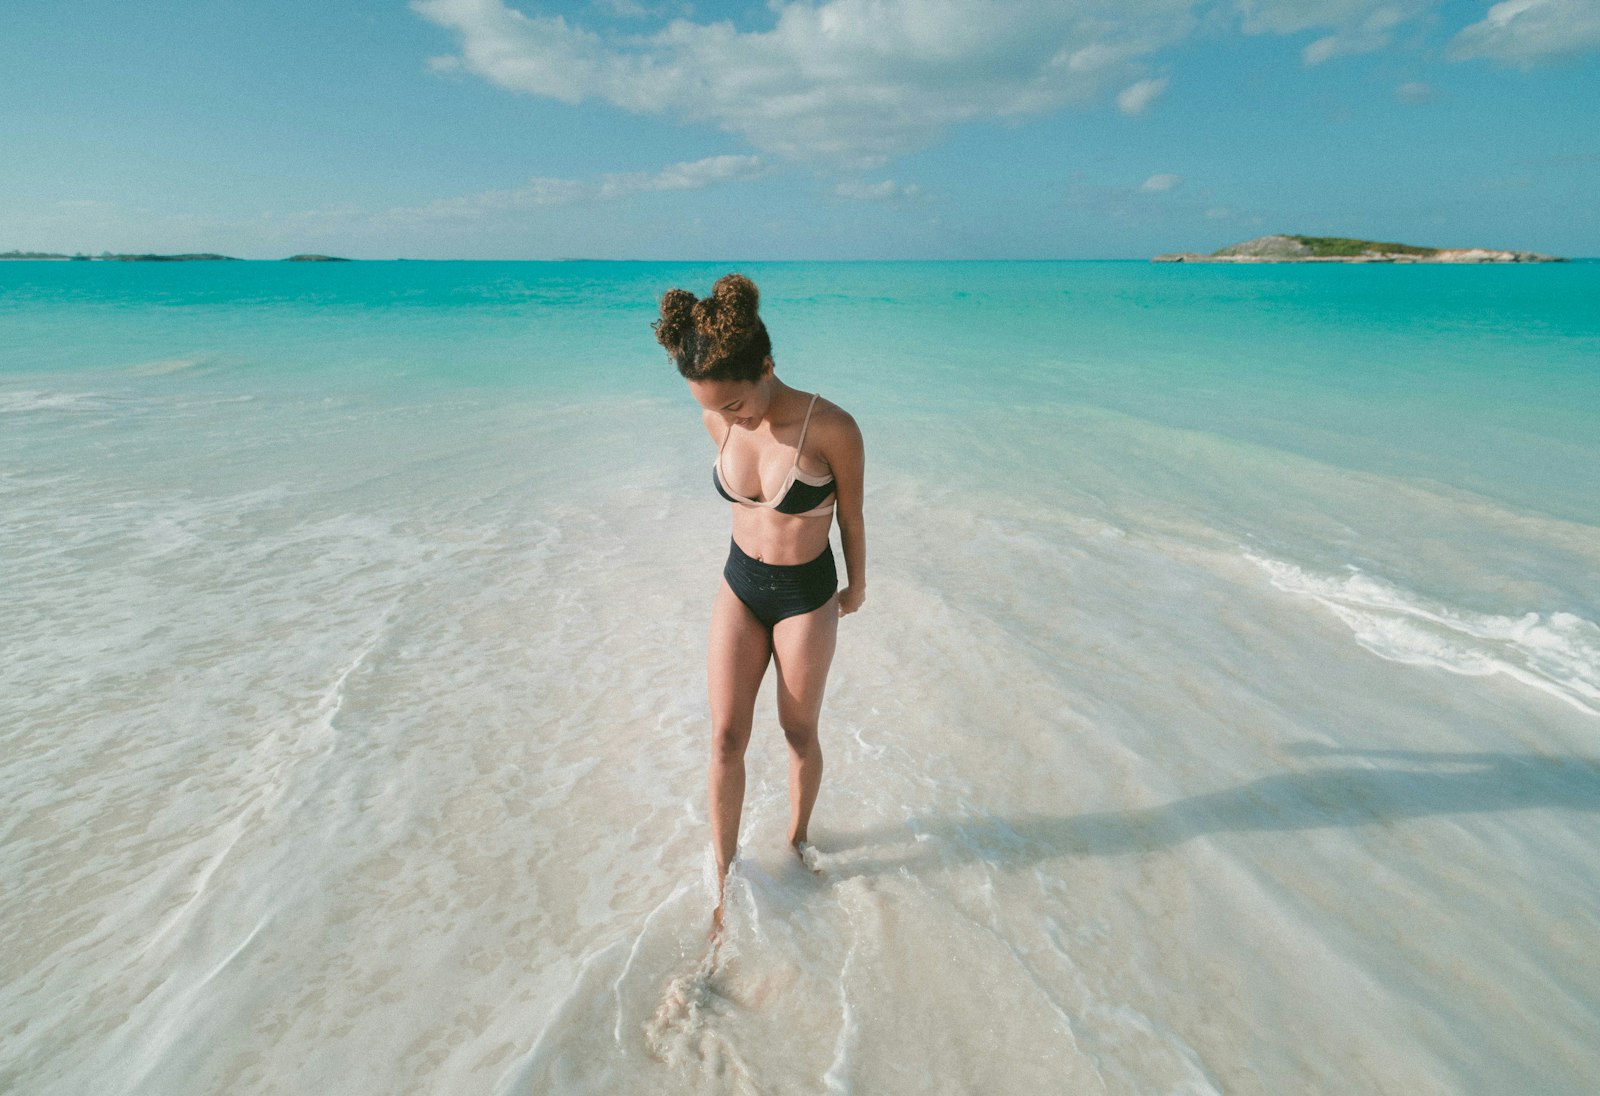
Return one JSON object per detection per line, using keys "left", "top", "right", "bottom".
{"left": 591, "top": 0, "right": 653, "bottom": 18}
{"left": 1447, "top": 0, "right": 1600, "bottom": 65}
{"left": 1117, "top": 77, "right": 1169, "bottom": 115}
{"left": 1297, "top": 5, "right": 1414, "bottom": 64}
{"left": 1395, "top": 80, "right": 1435, "bottom": 103}
{"left": 411, "top": 0, "right": 1203, "bottom": 163}
{"left": 385, "top": 155, "right": 771, "bottom": 222}
{"left": 1235, "top": 0, "right": 1426, "bottom": 38}
{"left": 1064, "top": 174, "right": 1252, "bottom": 234}
{"left": 1235, "top": 0, "right": 1436, "bottom": 64}
{"left": 421, "top": 1, "right": 1600, "bottom": 162}
{"left": 832, "top": 179, "right": 921, "bottom": 201}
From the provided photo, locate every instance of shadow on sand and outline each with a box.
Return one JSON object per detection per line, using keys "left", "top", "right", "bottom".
{"left": 821, "top": 746, "right": 1600, "bottom": 875}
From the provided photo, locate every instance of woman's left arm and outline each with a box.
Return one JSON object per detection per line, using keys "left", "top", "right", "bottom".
{"left": 826, "top": 410, "right": 867, "bottom": 616}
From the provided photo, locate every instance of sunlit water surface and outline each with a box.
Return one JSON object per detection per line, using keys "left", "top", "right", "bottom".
{"left": 3, "top": 260, "right": 1598, "bottom": 1094}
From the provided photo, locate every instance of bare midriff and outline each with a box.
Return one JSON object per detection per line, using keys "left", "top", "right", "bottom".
{"left": 729, "top": 505, "right": 833, "bottom": 565}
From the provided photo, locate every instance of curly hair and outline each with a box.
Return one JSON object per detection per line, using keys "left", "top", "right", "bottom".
{"left": 654, "top": 273, "right": 772, "bottom": 383}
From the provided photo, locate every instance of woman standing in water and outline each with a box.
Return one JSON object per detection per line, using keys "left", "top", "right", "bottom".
{"left": 654, "top": 273, "right": 866, "bottom": 929}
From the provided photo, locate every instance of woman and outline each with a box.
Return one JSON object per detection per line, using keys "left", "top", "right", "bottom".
{"left": 654, "top": 273, "right": 866, "bottom": 929}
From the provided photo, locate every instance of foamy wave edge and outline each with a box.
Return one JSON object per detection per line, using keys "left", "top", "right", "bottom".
{"left": 0, "top": 390, "right": 111, "bottom": 413}
{"left": 1245, "top": 552, "right": 1600, "bottom": 718}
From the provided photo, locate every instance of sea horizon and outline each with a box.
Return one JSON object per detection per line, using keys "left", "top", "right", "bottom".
{"left": 7, "top": 254, "right": 1599, "bottom": 262}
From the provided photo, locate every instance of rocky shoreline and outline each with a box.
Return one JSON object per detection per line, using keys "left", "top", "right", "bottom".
{"left": 1154, "top": 235, "right": 1563, "bottom": 263}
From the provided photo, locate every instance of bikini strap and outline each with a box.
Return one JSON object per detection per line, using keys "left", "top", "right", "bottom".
{"left": 793, "top": 392, "right": 820, "bottom": 458}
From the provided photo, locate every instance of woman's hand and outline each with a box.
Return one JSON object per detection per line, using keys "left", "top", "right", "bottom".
{"left": 837, "top": 585, "right": 865, "bottom": 617}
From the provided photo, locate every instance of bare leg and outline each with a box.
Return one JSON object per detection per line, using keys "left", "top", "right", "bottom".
{"left": 707, "top": 579, "right": 772, "bottom": 930}
{"left": 772, "top": 591, "right": 840, "bottom": 854}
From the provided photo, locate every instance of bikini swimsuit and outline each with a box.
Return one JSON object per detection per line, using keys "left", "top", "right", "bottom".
{"left": 721, "top": 539, "right": 837, "bottom": 630}
{"left": 714, "top": 392, "right": 838, "bottom": 628}
{"left": 713, "top": 392, "right": 836, "bottom": 519}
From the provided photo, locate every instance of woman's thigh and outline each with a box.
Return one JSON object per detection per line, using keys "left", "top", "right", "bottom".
{"left": 707, "top": 579, "right": 773, "bottom": 736}
{"left": 770, "top": 592, "right": 840, "bottom": 726}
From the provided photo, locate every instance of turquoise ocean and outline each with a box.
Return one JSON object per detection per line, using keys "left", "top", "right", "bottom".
{"left": 4, "top": 260, "right": 1598, "bottom": 1094}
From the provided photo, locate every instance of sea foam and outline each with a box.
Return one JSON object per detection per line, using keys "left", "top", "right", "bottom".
{"left": 1247, "top": 553, "right": 1600, "bottom": 717}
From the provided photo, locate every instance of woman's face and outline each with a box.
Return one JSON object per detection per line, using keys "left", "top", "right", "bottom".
{"left": 687, "top": 363, "right": 773, "bottom": 431}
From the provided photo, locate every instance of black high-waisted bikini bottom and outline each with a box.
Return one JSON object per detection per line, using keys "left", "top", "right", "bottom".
{"left": 723, "top": 538, "right": 837, "bottom": 630}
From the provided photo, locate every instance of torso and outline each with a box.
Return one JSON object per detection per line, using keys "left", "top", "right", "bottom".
{"left": 710, "top": 392, "right": 837, "bottom": 565}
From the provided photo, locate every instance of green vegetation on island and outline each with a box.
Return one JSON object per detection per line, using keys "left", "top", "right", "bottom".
{"left": 105, "top": 253, "right": 240, "bottom": 262}
{"left": 1240, "top": 235, "right": 1439, "bottom": 258}
{"left": 1154, "top": 235, "right": 1563, "bottom": 263}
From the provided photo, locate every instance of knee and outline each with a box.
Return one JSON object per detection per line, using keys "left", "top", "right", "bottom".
{"left": 711, "top": 720, "right": 751, "bottom": 762}
{"left": 780, "top": 717, "right": 817, "bottom": 754}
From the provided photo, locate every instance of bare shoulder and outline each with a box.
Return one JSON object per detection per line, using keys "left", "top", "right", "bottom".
{"left": 809, "top": 396, "right": 862, "bottom": 448}
{"left": 700, "top": 407, "right": 727, "bottom": 445}
{"left": 807, "top": 397, "right": 863, "bottom": 470}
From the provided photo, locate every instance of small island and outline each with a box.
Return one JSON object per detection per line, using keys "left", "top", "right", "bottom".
{"left": 1153, "top": 235, "right": 1564, "bottom": 263}
{"left": 2, "top": 250, "right": 353, "bottom": 262}
{"left": 0, "top": 250, "right": 242, "bottom": 262}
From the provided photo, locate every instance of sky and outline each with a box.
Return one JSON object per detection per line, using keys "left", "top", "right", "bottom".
{"left": 2, "top": 0, "right": 1597, "bottom": 259}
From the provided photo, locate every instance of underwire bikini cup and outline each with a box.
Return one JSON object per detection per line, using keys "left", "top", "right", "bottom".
{"left": 713, "top": 391, "right": 836, "bottom": 518}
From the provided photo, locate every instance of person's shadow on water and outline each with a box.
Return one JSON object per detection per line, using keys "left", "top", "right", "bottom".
{"left": 823, "top": 746, "right": 1600, "bottom": 875}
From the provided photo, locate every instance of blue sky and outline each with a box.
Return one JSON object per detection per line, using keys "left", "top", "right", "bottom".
{"left": 2, "top": 0, "right": 1596, "bottom": 258}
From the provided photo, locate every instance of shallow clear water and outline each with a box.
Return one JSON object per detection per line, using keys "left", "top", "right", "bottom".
{"left": 3, "top": 260, "right": 1598, "bottom": 1094}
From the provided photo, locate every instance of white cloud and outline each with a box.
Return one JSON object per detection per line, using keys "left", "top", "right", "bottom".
{"left": 1116, "top": 77, "right": 1169, "bottom": 115}
{"left": 636, "top": 155, "right": 771, "bottom": 193}
{"left": 411, "top": 0, "right": 1200, "bottom": 162}
{"left": 385, "top": 155, "right": 770, "bottom": 222}
{"left": 414, "top": 0, "right": 1592, "bottom": 167}
{"left": 1140, "top": 173, "right": 1182, "bottom": 192}
{"left": 1395, "top": 80, "right": 1435, "bottom": 102}
{"left": 1300, "top": 29, "right": 1387, "bottom": 63}
{"left": 592, "top": 0, "right": 652, "bottom": 17}
{"left": 1205, "top": 206, "right": 1232, "bottom": 218}
{"left": 1235, "top": 0, "right": 1433, "bottom": 64}
{"left": 1447, "top": 0, "right": 1600, "bottom": 64}
{"left": 833, "top": 179, "right": 920, "bottom": 201}
{"left": 1234, "top": 0, "right": 1416, "bottom": 36}
{"left": 1308, "top": 5, "right": 1413, "bottom": 62}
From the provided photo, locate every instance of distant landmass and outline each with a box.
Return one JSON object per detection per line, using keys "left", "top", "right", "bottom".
{"left": 1153, "top": 235, "right": 1564, "bottom": 263}
{"left": 1, "top": 250, "right": 352, "bottom": 262}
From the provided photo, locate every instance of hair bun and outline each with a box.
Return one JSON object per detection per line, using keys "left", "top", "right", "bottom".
{"left": 655, "top": 288, "right": 697, "bottom": 353}
{"left": 654, "top": 273, "right": 770, "bottom": 382}
{"left": 700, "top": 273, "right": 760, "bottom": 349}
{"left": 712, "top": 273, "right": 759, "bottom": 316}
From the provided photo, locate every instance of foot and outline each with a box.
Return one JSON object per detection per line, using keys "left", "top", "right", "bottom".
{"left": 792, "top": 838, "right": 822, "bottom": 874}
